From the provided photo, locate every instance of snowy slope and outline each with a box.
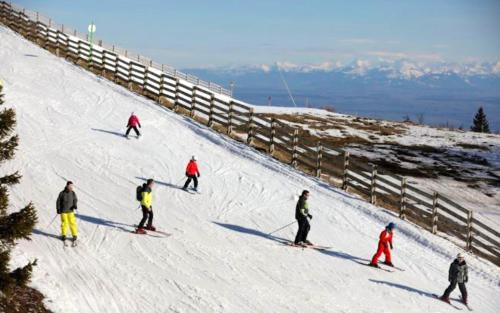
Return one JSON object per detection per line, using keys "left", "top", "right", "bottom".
{"left": 1, "top": 25, "right": 500, "bottom": 313}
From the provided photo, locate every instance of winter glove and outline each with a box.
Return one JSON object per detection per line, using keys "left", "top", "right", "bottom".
{"left": 71, "top": 205, "right": 77, "bottom": 211}
{"left": 57, "top": 209, "right": 61, "bottom": 214}
{"left": 185, "top": 172, "right": 189, "bottom": 177}
{"left": 390, "top": 243, "right": 393, "bottom": 250}
{"left": 197, "top": 173, "right": 200, "bottom": 178}
{"left": 307, "top": 214, "right": 313, "bottom": 219}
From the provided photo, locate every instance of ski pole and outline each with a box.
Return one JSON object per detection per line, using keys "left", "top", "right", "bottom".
{"left": 46, "top": 214, "right": 58, "bottom": 229}
{"left": 267, "top": 221, "right": 296, "bottom": 236}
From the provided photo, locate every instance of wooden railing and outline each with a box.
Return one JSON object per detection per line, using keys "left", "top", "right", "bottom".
{"left": 0, "top": 2, "right": 232, "bottom": 96}
{"left": 1, "top": 1, "right": 498, "bottom": 266}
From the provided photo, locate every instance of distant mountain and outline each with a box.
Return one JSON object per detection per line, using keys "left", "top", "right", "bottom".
{"left": 183, "top": 61, "right": 500, "bottom": 131}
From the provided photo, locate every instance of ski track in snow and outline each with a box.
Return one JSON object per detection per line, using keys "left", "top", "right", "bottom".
{"left": 1, "top": 26, "right": 500, "bottom": 313}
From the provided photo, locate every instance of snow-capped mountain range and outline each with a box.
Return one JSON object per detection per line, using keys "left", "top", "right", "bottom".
{"left": 192, "top": 59, "right": 500, "bottom": 80}
{"left": 184, "top": 60, "right": 500, "bottom": 131}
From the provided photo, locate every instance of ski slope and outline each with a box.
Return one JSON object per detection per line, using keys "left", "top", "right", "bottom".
{"left": 1, "top": 25, "right": 500, "bottom": 313}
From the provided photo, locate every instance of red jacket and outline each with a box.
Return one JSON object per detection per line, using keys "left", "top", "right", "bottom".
{"left": 127, "top": 115, "right": 141, "bottom": 128}
{"left": 378, "top": 229, "right": 393, "bottom": 246}
{"left": 186, "top": 160, "right": 199, "bottom": 176}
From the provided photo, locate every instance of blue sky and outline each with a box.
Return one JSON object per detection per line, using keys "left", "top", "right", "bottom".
{"left": 12, "top": 0, "right": 500, "bottom": 68}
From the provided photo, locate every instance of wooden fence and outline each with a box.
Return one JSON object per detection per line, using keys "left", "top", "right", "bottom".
{"left": 1, "top": 1, "right": 498, "bottom": 266}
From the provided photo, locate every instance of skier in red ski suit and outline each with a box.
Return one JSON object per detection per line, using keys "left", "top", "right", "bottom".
{"left": 182, "top": 156, "right": 200, "bottom": 191}
{"left": 126, "top": 112, "right": 141, "bottom": 138}
{"left": 370, "top": 222, "right": 395, "bottom": 267}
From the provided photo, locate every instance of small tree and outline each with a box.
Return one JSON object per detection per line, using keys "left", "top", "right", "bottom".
{"left": 470, "top": 106, "right": 490, "bottom": 133}
{"left": 0, "top": 82, "right": 38, "bottom": 297}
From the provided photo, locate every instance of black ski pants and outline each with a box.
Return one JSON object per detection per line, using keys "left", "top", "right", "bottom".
{"left": 183, "top": 175, "right": 198, "bottom": 189}
{"left": 442, "top": 280, "right": 467, "bottom": 301}
{"left": 294, "top": 216, "right": 310, "bottom": 244}
{"left": 138, "top": 205, "right": 153, "bottom": 228}
{"left": 126, "top": 126, "right": 140, "bottom": 136}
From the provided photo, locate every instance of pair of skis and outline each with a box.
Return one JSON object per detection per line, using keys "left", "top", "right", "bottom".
{"left": 63, "top": 239, "right": 78, "bottom": 248}
{"left": 432, "top": 294, "right": 473, "bottom": 311}
{"left": 181, "top": 187, "right": 200, "bottom": 194}
{"left": 125, "top": 134, "right": 140, "bottom": 140}
{"left": 355, "top": 261, "right": 404, "bottom": 273}
{"left": 286, "top": 241, "right": 331, "bottom": 251}
{"left": 132, "top": 225, "right": 171, "bottom": 238}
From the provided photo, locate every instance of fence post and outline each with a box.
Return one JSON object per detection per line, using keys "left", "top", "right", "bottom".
{"left": 227, "top": 101, "right": 234, "bottom": 135}
{"left": 342, "top": 151, "right": 350, "bottom": 190}
{"left": 431, "top": 192, "right": 439, "bottom": 234}
{"left": 190, "top": 87, "right": 196, "bottom": 118}
{"left": 157, "top": 73, "right": 164, "bottom": 102}
{"left": 316, "top": 142, "right": 322, "bottom": 178}
{"left": 466, "top": 211, "right": 473, "bottom": 251}
{"left": 174, "top": 78, "right": 180, "bottom": 112}
{"left": 101, "top": 50, "right": 108, "bottom": 76}
{"left": 269, "top": 118, "right": 276, "bottom": 154}
{"left": 370, "top": 165, "right": 377, "bottom": 204}
{"left": 55, "top": 30, "right": 60, "bottom": 56}
{"left": 292, "top": 129, "right": 299, "bottom": 168}
{"left": 400, "top": 177, "right": 408, "bottom": 219}
{"left": 127, "top": 60, "right": 133, "bottom": 90}
{"left": 142, "top": 66, "right": 147, "bottom": 91}
{"left": 209, "top": 94, "right": 215, "bottom": 127}
{"left": 246, "top": 108, "right": 254, "bottom": 144}
{"left": 76, "top": 39, "right": 82, "bottom": 63}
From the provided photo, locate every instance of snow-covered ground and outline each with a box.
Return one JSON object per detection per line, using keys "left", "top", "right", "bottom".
{"left": 1, "top": 25, "right": 500, "bottom": 313}
{"left": 253, "top": 106, "right": 500, "bottom": 228}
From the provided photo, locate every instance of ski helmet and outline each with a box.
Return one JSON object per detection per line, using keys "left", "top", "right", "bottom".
{"left": 387, "top": 222, "right": 395, "bottom": 230}
{"left": 457, "top": 252, "right": 464, "bottom": 259}
{"left": 191, "top": 155, "right": 197, "bottom": 161}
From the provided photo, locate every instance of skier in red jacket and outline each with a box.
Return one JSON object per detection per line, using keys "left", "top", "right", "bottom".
{"left": 182, "top": 156, "right": 200, "bottom": 191}
{"left": 369, "top": 222, "right": 395, "bottom": 267}
{"left": 125, "top": 112, "right": 141, "bottom": 138}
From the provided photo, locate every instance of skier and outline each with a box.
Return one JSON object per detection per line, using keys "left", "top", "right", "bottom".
{"left": 125, "top": 112, "right": 141, "bottom": 138}
{"left": 294, "top": 190, "right": 312, "bottom": 246}
{"left": 135, "top": 178, "right": 155, "bottom": 233}
{"left": 56, "top": 181, "right": 78, "bottom": 245}
{"left": 369, "top": 222, "right": 395, "bottom": 267}
{"left": 440, "top": 253, "right": 468, "bottom": 305}
{"left": 182, "top": 156, "right": 200, "bottom": 191}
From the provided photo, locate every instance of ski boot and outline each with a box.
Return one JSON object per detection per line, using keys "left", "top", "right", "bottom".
{"left": 439, "top": 296, "right": 451, "bottom": 304}
{"left": 145, "top": 225, "right": 156, "bottom": 231}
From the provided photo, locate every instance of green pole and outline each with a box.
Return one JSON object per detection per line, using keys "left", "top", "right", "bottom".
{"left": 87, "top": 22, "right": 96, "bottom": 67}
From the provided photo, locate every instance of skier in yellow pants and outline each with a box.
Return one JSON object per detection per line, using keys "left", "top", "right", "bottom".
{"left": 57, "top": 181, "right": 78, "bottom": 245}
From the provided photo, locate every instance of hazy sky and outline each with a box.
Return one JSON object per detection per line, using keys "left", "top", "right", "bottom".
{"left": 12, "top": 0, "right": 500, "bottom": 68}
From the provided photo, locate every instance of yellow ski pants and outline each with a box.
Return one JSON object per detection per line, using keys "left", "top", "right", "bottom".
{"left": 60, "top": 212, "right": 78, "bottom": 237}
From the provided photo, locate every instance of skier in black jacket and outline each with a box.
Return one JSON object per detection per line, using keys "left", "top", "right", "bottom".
{"left": 56, "top": 181, "right": 78, "bottom": 244}
{"left": 440, "top": 253, "right": 468, "bottom": 305}
{"left": 294, "top": 190, "right": 312, "bottom": 246}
